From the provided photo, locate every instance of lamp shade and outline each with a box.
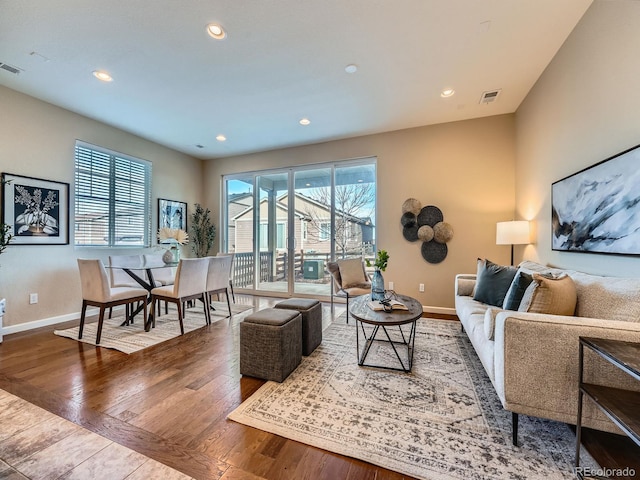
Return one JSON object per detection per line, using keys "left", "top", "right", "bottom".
{"left": 496, "top": 221, "right": 530, "bottom": 245}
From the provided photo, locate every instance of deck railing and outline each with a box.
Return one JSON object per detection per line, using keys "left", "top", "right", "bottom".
{"left": 232, "top": 250, "right": 372, "bottom": 288}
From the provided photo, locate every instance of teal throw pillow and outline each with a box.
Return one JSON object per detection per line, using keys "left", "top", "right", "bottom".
{"left": 473, "top": 258, "right": 517, "bottom": 307}
{"left": 502, "top": 270, "right": 533, "bottom": 310}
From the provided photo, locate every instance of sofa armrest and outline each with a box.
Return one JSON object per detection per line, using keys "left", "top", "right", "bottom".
{"left": 455, "top": 274, "right": 476, "bottom": 296}
{"left": 493, "top": 311, "right": 640, "bottom": 431}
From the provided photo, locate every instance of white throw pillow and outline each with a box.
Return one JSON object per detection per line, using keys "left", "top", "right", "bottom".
{"left": 483, "top": 307, "right": 503, "bottom": 341}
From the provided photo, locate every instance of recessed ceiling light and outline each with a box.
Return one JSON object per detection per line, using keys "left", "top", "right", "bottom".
{"left": 440, "top": 88, "right": 455, "bottom": 98}
{"left": 92, "top": 70, "right": 113, "bottom": 82}
{"left": 299, "top": 118, "right": 311, "bottom": 126}
{"left": 216, "top": 134, "right": 226, "bottom": 142}
{"left": 206, "top": 23, "right": 226, "bottom": 39}
{"left": 305, "top": 183, "right": 311, "bottom": 187}
{"left": 345, "top": 64, "right": 358, "bottom": 74}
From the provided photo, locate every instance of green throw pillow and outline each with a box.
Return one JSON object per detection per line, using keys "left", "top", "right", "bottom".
{"left": 473, "top": 258, "right": 517, "bottom": 308}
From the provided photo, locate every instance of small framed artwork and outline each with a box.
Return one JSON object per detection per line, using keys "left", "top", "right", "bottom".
{"left": 1, "top": 172, "right": 70, "bottom": 245}
{"left": 158, "top": 198, "right": 187, "bottom": 231}
{"left": 552, "top": 143, "right": 640, "bottom": 255}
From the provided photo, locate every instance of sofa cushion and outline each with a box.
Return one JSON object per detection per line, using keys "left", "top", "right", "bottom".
{"left": 502, "top": 270, "right": 533, "bottom": 310}
{"left": 518, "top": 273, "right": 577, "bottom": 316}
{"left": 569, "top": 271, "right": 640, "bottom": 322}
{"left": 473, "top": 259, "right": 517, "bottom": 307}
{"left": 483, "top": 307, "right": 503, "bottom": 341}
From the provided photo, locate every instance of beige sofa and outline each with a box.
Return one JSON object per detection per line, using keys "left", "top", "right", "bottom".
{"left": 455, "top": 260, "right": 640, "bottom": 445}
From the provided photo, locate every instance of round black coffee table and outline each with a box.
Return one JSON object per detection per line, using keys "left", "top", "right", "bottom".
{"left": 349, "top": 294, "right": 422, "bottom": 373}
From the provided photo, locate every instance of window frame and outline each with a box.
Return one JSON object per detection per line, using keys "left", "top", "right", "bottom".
{"left": 74, "top": 141, "right": 152, "bottom": 248}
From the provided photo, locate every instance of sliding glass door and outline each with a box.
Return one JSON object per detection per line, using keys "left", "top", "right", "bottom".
{"left": 222, "top": 158, "right": 376, "bottom": 299}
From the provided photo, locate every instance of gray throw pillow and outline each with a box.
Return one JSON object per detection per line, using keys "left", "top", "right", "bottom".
{"left": 473, "top": 258, "right": 517, "bottom": 307}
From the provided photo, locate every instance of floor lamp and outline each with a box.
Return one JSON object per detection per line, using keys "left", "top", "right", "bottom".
{"left": 496, "top": 221, "right": 530, "bottom": 266}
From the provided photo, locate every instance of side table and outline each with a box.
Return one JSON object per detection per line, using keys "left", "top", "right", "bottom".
{"left": 349, "top": 294, "right": 423, "bottom": 373}
{"left": 575, "top": 337, "right": 640, "bottom": 479}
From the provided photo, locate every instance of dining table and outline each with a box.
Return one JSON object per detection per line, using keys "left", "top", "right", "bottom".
{"left": 106, "top": 258, "right": 177, "bottom": 331}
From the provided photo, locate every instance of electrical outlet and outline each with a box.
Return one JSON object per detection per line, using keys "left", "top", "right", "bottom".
{"left": 388, "top": 281, "right": 394, "bottom": 290}
{"left": 419, "top": 283, "right": 425, "bottom": 292}
{"left": 29, "top": 293, "right": 38, "bottom": 304}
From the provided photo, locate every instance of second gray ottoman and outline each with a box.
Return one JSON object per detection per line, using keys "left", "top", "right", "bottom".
{"left": 275, "top": 298, "right": 322, "bottom": 356}
{"left": 240, "top": 308, "right": 302, "bottom": 382}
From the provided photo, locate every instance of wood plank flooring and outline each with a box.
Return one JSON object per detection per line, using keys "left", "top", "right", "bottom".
{"left": 0, "top": 295, "right": 637, "bottom": 479}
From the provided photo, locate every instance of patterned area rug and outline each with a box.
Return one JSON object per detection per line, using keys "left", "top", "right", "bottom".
{"left": 54, "top": 302, "right": 252, "bottom": 354}
{"left": 228, "top": 318, "right": 597, "bottom": 480}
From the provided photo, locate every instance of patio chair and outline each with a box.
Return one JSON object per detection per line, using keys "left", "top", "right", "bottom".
{"left": 327, "top": 258, "right": 372, "bottom": 322}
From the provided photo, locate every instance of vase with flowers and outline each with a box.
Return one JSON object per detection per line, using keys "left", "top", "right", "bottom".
{"left": 158, "top": 227, "right": 189, "bottom": 263}
{"left": 366, "top": 249, "right": 389, "bottom": 301}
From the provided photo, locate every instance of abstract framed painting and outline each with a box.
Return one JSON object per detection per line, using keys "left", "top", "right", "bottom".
{"left": 158, "top": 198, "right": 187, "bottom": 231}
{"left": 1, "top": 172, "right": 70, "bottom": 245}
{"left": 552, "top": 143, "right": 640, "bottom": 255}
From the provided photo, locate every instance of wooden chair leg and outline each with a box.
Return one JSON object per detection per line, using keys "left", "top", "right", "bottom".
{"left": 141, "top": 299, "right": 148, "bottom": 331}
{"left": 164, "top": 301, "right": 168, "bottom": 315}
{"left": 79, "top": 301, "right": 88, "bottom": 339}
{"left": 229, "top": 280, "right": 235, "bottom": 303}
{"left": 108, "top": 306, "right": 113, "bottom": 319}
{"left": 177, "top": 300, "right": 185, "bottom": 335}
{"left": 148, "top": 297, "right": 156, "bottom": 331}
{"left": 96, "top": 306, "right": 106, "bottom": 344}
{"left": 225, "top": 288, "right": 232, "bottom": 318}
{"left": 203, "top": 293, "right": 211, "bottom": 325}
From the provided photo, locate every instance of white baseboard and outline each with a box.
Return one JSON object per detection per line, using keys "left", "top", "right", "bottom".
{"left": 422, "top": 305, "right": 457, "bottom": 316}
{"left": 0, "top": 306, "right": 106, "bottom": 337}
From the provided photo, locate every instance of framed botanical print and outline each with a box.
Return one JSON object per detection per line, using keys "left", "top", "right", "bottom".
{"left": 1, "top": 172, "right": 69, "bottom": 245}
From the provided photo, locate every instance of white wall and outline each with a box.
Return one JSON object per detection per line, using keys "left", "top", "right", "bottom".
{"left": 0, "top": 86, "right": 203, "bottom": 330}
{"left": 515, "top": 0, "right": 640, "bottom": 276}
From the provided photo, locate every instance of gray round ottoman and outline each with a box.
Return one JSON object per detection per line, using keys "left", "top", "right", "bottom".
{"left": 274, "top": 298, "right": 322, "bottom": 356}
{"left": 240, "top": 308, "right": 302, "bottom": 382}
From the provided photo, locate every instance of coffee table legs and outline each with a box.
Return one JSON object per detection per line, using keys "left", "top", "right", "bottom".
{"left": 356, "top": 320, "right": 417, "bottom": 373}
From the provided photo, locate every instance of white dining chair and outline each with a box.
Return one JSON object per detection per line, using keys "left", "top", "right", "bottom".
{"left": 107, "top": 254, "right": 150, "bottom": 320}
{"left": 216, "top": 252, "right": 235, "bottom": 303}
{"left": 108, "top": 254, "right": 145, "bottom": 288}
{"left": 206, "top": 255, "right": 232, "bottom": 318}
{"left": 143, "top": 253, "right": 176, "bottom": 315}
{"left": 149, "top": 258, "right": 209, "bottom": 334}
{"left": 77, "top": 259, "right": 148, "bottom": 344}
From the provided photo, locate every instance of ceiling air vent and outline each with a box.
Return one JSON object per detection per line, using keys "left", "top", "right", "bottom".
{"left": 0, "top": 62, "right": 22, "bottom": 75}
{"left": 480, "top": 89, "right": 501, "bottom": 104}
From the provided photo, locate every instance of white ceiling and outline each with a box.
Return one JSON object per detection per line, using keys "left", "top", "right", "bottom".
{"left": 0, "top": 0, "right": 592, "bottom": 160}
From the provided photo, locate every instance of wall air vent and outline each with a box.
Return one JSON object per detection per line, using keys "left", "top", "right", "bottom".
{"left": 480, "top": 89, "right": 501, "bottom": 104}
{"left": 0, "top": 62, "right": 22, "bottom": 75}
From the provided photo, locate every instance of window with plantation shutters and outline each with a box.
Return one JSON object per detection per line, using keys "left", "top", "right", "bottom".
{"left": 74, "top": 141, "right": 151, "bottom": 247}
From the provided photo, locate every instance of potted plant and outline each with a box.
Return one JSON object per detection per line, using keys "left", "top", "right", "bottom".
{"left": 190, "top": 203, "right": 216, "bottom": 258}
{"left": 367, "top": 249, "right": 389, "bottom": 301}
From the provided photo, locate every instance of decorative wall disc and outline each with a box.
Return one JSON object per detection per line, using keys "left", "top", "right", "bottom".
{"left": 401, "top": 212, "right": 417, "bottom": 228}
{"left": 402, "top": 198, "right": 422, "bottom": 216}
{"left": 433, "top": 222, "right": 454, "bottom": 244}
{"left": 421, "top": 241, "right": 448, "bottom": 264}
{"left": 418, "top": 225, "right": 434, "bottom": 242}
{"left": 417, "top": 205, "right": 444, "bottom": 227}
{"left": 402, "top": 225, "right": 419, "bottom": 242}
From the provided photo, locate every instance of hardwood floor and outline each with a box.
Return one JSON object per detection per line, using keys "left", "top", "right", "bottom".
{"left": 0, "top": 295, "right": 637, "bottom": 479}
